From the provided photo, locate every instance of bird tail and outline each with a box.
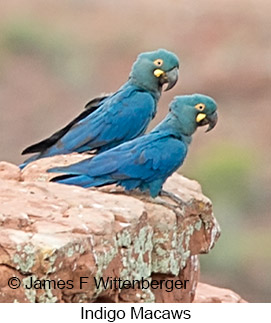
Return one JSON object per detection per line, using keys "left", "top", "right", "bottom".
{"left": 50, "top": 174, "right": 95, "bottom": 187}
{"left": 49, "top": 166, "right": 116, "bottom": 188}
{"left": 50, "top": 173, "right": 116, "bottom": 188}
{"left": 19, "top": 154, "right": 40, "bottom": 170}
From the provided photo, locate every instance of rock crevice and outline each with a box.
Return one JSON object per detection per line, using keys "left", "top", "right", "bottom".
{"left": 0, "top": 157, "right": 242, "bottom": 303}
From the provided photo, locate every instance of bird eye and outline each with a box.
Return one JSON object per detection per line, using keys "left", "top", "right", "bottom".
{"left": 153, "top": 59, "right": 163, "bottom": 67}
{"left": 195, "top": 103, "right": 205, "bottom": 111}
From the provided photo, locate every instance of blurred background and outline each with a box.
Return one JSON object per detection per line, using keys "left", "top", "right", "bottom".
{"left": 0, "top": 0, "right": 270, "bottom": 302}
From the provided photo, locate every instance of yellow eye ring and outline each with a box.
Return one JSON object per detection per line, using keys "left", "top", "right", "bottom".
{"left": 195, "top": 103, "right": 205, "bottom": 111}
{"left": 154, "top": 59, "right": 164, "bottom": 67}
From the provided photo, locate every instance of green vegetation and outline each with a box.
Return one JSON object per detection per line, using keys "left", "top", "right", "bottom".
{"left": 183, "top": 142, "right": 271, "bottom": 301}
{"left": 0, "top": 18, "right": 90, "bottom": 86}
{"left": 184, "top": 142, "right": 257, "bottom": 215}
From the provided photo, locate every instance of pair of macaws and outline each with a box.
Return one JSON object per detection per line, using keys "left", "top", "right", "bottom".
{"left": 20, "top": 49, "right": 218, "bottom": 198}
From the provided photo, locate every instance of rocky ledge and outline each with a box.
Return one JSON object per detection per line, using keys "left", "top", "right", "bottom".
{"left": 0, "top": 156, "right": 243, "bottom": 302}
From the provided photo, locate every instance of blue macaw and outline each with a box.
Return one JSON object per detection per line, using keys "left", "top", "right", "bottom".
{"left": 20, "top": 49, "right": 179, "bottom": 169}
{"left": 49, "top": 94, "right": 218, "bottom": 198}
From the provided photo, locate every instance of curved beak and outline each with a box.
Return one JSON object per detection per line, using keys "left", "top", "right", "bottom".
{"left": 206, "top": 111, "right": 218, "bottom": 132}
{"left": 160, "top": 67, "right": 179, "bottom": 91}
{"left": 197, "top": 111, "right": 218, "bottom": 132}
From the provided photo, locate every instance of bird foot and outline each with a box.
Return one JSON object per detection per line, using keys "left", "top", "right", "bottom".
{"left": 150, "top": 196, "right": 184, "bottom": 217}
{"left": 108, "top": 189, "right": 184, "bottom": 216}
{"left": 160, "top": 190, "right": 185, "bottom": 205}
{"left": 151, "top": 196, "right": 178, "bottom": 209}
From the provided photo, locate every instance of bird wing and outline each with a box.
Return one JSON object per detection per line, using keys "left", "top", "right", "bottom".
{"left": 22, "top": 88, "right": 155, "bottom": 157}
{"left": 50, "top": 134, "right": 187, "bottom": 183}
{"left": 22, "top": 93, "right": 110, "bottom": 155}
{"left": 48, "top": 88, "right": 156, "bottom": 154}
{"left": 113, "top": 135, "right": 187, "bottom": 182}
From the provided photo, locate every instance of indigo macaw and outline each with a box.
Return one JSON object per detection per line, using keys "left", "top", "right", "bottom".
{"left": 20, "top": 49, "right": 179, "bottom": 169}
{"left": 49, "top": 94, "right": 218, "bottom": 198}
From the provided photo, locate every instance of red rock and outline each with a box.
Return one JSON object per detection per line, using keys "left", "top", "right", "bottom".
{"left": 194, "top": 283, "right": 246, "bottom": 303}
{"left": 0, "top": 156, "right": 224, "bottom": 302}
{"left": 0, "top": 162, "right": 21, "bottom": 181}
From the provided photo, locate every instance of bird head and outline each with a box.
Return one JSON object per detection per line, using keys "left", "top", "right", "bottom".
{"left": 130, "top": 49, "right": 179, "bottom": 94}
{"left": 170, "top": 94, "right": 218, "bottom": 136}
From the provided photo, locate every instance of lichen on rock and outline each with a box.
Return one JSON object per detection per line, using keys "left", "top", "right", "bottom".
{"left": 0, "top": 157, "right": 225, "bottom": 303}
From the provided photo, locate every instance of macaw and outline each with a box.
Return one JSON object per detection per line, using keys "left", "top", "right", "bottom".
{"left": 49, "top": 94, "right": 218, "bottom": 198}
{"left": 20, "top": 49, "right": 179, "bottom": 169}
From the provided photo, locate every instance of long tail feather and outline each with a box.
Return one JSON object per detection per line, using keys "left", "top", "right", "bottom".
{"left": 50, "top": 174, "right": 93, "bottom": 187}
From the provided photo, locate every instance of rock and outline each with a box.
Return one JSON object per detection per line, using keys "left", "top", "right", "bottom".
{"left": 0, "top": 157, "right": 221, "bottom": 302}
{"left": 0, "top": 161, "right": 21, "bottom": 181}
{"left": 194, "top": 283, "right": 247, "bottom": 303}
{"left": 150, "top": 255, "right": 199, "bottom": 303}
{"left": 20, "top": 153, "right": 92, "bottom": 183}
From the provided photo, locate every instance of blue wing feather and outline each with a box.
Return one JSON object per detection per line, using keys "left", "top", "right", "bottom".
{"left": 43, "top": 86, "right": 155, "bottom": 155}
{"left": 20, "top": 85, "right": 156, "bottom": 169}
{"left": 49, "top": 132, "right": 187, "bottom": 197}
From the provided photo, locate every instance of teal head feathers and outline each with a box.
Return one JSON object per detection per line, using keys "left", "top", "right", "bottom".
{"left": 169, "top": 94, "right": 218, "bottom": 136}
{"left": 129, "top": 48, "right": 179, "bottom": 95}
{"left": 155, "top": 93, "right": 218, "bottom": 142}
